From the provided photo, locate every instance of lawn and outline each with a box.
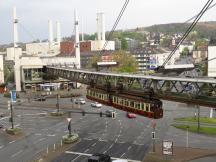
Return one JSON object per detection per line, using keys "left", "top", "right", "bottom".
{"left": 174, "top": 116, "right": 216, "bottom": 124}
{"left": 172, "top": 124, "right": 216, "bottom": 135}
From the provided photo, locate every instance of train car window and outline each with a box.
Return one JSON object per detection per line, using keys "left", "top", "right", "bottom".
{"left": 135, "top": 103, "right": 140, "bottom": 109}
{"left": 141, "top": 103, "right": 144, "bottom": 110}
{"left": 113, "top": 96, "right": 116, "bottom": 103}
{"left": 125, "top": 100, "right": 129, "bottom": 106}
{"left": 146, "top": 104, "right": 149, "bottom": 112}
{"left": 130, "top": 101, "right": 134, "bottom": 107}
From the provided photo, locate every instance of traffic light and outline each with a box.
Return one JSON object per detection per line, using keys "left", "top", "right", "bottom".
{"left": 111, "top": 112, "right": 116, "bottom": 119}
{"left": 152, "top": 131, "right": 155, "bottom": 139}
{"left": 82, "top": 111, "right": 85, "bottom": 116}
{"left": 100, "top": 112, "right": 103, "bottom": 117}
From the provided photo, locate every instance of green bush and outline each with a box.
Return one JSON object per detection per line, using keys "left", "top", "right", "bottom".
{"left": 62, "top": 133, "right": 79, "bottom": 144}
{"left": 6, "top": 128, "right": 21, "bottom": 135}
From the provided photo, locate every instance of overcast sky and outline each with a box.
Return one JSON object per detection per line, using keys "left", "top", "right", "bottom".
{"left": 0, "top": 0, "right": 215, "bottom": 44}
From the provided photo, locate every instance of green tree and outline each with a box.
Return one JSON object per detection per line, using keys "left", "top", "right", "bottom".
{"left": 181, "top": 47, "right": 190, "bottom": 57}
{"left": 111, "top": 50, "right": 138, "bottom": 73}
{"left": 160, "top": 37, "right": 172, "bottom": 47}
{"left": 86, "top": 53, "right": 102, "bottom": 69}
{"left": 121, "top": 38, "right": 128, "bottom": 50}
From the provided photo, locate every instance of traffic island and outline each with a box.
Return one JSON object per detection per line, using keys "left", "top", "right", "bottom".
{"left": 6, "top": 128, "right": 22, "bottom": 135}
{"left": 50, "top": 112, "right": 64, "bottom": 117}
{"left": 62, "top": 133, "right": 79, "bottom": 144}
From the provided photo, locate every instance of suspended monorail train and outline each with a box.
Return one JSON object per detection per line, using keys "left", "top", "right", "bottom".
{"left": 86, "top": 87, "right": 163, "bottom": 119}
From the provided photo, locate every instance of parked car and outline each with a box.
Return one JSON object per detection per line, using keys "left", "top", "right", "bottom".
{"left": 127, "top": 112, "right": 136, "bottom": 118}
{"left": 75, "top": 98, "right": 86, "bottom": 104}
{"left": 91, "top": 102, "right": 102, "bottom": 108}
{"left": 88, "top": 153, "right": 111, "bottom": 162}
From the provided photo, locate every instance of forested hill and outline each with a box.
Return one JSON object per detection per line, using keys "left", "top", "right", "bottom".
{"left": 142, "top": 21, "right": 216, "bottom": 38}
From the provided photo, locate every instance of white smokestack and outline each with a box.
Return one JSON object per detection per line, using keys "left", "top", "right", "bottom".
{"left": 48, "top": 20, "right": 53, "bottom": 46}
{"left": 81, "top": 20, "right": 84, "bottom": 41}
{"left": 56, "top": 21, "right": 61, "bottom": 44}
{"left": 74, "top": 10, "right": 80, "bottom": 68}
{"left": 13, "top": 7, "right": 18, "bottom": 48}
{"left": 97, "top": 13, "right": 105, "bottom": 41}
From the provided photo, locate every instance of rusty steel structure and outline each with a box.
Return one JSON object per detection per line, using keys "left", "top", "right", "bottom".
{"left": 46, "top": 66, "right": 216, "bottom": 108}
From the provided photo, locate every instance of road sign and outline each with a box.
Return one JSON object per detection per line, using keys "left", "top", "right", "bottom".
{"left": 67, "top": 118, "right": 72, "bottom": 122}
{"left": 10, "top": 90, "right": 16, "bottom": 103}
{"left": 162, "top": 141, "right": 173, "bottom": 155}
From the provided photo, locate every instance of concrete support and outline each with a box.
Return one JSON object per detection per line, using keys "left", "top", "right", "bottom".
{"left": 56, "top": 21, "right": 61, "bottom": 46}
{"left": 97, "top": 13, "right": 105, "bottom": 41}
{"left": 14, "top": 48, "right": 22, "bottom": 91}
{"left": 48, "top": 20, "right": 53, "bottom": 47}
{"left": 210, "top": 108, "right": 213, "bottom": 118}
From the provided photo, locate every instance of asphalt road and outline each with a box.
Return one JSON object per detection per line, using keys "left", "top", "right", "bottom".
{"left": 0, "top": 96, "right": 216, "bottom": 162}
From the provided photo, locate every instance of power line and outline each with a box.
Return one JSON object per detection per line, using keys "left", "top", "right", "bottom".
{"left": 100, "top": 0, "right": 130, "bottom": 53}
{"left": 161, "top": 0, "right": 213, "bottom": 68}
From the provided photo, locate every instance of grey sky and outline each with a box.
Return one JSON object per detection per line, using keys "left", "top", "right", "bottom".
{"left": 0, "top": 0, "right": 215, "bottom": 44}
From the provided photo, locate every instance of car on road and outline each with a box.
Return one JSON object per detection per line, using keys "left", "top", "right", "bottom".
{"left": 34, "top": 96, "right": 46, "bottom": 101}
{"left": 74, "top": 98, "right": 86, "bottom": 104}
{"left": 127, "top": 112, "right": 136, "bottom": 118}
{"left": 88, "top": 153, "right": 111, "bottom": 162}
{"left": 0, "top": 113, "right": 5, "bottom": 117}
{"left": 105, "top": 110, "right": 115, "bottom": 117}
{"left": 91, "top": 102, "right": 102, "bottom": 108}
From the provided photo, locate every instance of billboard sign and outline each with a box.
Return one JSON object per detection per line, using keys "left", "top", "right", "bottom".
{"left": 162, "top": 141, "right": 173, "bottom": 155}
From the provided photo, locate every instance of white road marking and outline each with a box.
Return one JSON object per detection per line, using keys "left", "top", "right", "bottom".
{"left": 9, "top": 140, "right": 15, "bottom": 144}
{"left": 108, "top": 144, "right": 114, "bottom": 149}
{"left": 11, "top": 150, "right": 23, "bottom": 158}
{"left": 120, "top": 153, "right": 125, "bottom": 158}
{"left": 35, "top": 133, "right": 42, "bottom": 136}
{"left": 38, "top": 138, "right": 46, "bottom": 142}
{"left": 83, "top": 138, "right": 92, "bottom": 141}
{"left": 127, "top": 146, "right": 132, "bottom": 150}
{"left": 84, "top": 149, "right": 89, "bottom": 153}
{"left": 65, "top": 151, "right": 141, "bottom": 162}
{"left": 71, "top": 155, "right": 81, "bottom": 162}
{"left": 47, "top": 134, "right": 56, "bottom": 137}
{"left": 115, "top": 139, "right": 118, "bottom": 143}
{"left": 0, "top": 145, "right": 4, "bottom": 149}
{"left": 92, "top": 143, "right": 97, "bottom": 147}
{"left": 99, "top": 139, "right": 108, "bottom": 142}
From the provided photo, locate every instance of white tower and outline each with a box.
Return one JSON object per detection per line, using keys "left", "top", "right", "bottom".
{"left": 13, "top": 7, "right": 18, "bottom": 47}
{"left": 48, "top": 20, "right": 53, "bottom": 47}
{"left": 97, "top": 13, "right": 105, "bottom": 41}
{"left": 56, "top": 21, "right": 61, "bottom": 46}
{"left": 74, "top": 10, "right": 80, "bottom": 68}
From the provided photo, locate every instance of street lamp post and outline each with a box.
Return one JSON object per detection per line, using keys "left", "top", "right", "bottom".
{"left": 10, "top": 102, "right": 14, "bottom": 129}
{"left": 56, "top": 94, "right": 60, "bottom": 112}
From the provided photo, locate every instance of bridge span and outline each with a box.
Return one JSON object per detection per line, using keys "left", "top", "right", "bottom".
{"left": 46, "top": 66, "right": 216, "bottom": 108}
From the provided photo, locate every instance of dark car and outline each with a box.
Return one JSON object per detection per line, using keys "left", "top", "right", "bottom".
{"left": 0, "top": 113, "right": 5, "bottom": 117}
{"left": 105, "top": 110, "right": 114, "bottom": 117}
{"left": 34, "top": 96, "right": 46, "bottom": 101}
{"left": 88, "top": 153, "right": 111, "bottom": 162}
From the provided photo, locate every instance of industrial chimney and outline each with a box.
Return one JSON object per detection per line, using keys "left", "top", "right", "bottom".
{"left": 48, "top": 20, "right": 53, "bottom": 47}
{"left": 56, "top": 21, "right": 61, "bottom": 45}
{"left": 13, "top": 7, "right": 18, "bottom": 48}
{"left": 74, "top": 10, "right": 80, "bottom": 68}
{"left": 97, "top": 13, "right": 105, "bottom": 41}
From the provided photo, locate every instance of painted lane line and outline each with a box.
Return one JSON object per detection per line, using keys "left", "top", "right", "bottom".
{"left": 38, "top": 138, "right": 46, "bottom": 142}
{"left": 99, "top": 139, "right": 108, "bottom": 142}
{"left": 84, "top": 149, "right": 89, "bottom": 153}
{"left": 115, "top": 139, "right": 118, "bottom": 143}
{"left": 91, "top": 143, "right": 97, "bottom": 147}
{"left": 9, "top": 140, "right": 16, "bottom": 144}
{"left": 108, "top": 144, "right": 114, "bottom": 149}
{"left": 83, "top": 138, "right": 92, "bottom": 141}
{"left": 71, "top": 155, "right": 81, "bottom": 162}
{"left": 11, "top": 150, "right": 23, "bottom": 158}
{"left": 128, "top": 146, "right": 132, "bottom": 150}
{"left": 120, "top": 153, "right": 125, "bottom": 158}
{"left": 0, "top": 145, "right": 4, "bottom": 149}
{"left": 35, "top": 133, "right": 42, "bottom": 136}
{"left": 103, "top": 150, "right": 107, "bottom": 154}
{"left": 47, "top": 134, "right": 56, "bottom": 137}
{"left": 0, "top": 116, "right": 10, "bottom": 121}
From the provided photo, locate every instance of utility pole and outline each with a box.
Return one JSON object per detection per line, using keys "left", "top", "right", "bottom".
{"left": 67, "top": 112, "right": 72, "bottom": 136}
{"left": 152, "top": 121, "right": 156, "bottom": 153}
{"left": 197, "top": 105, "right": 200, "bottom": 132}
{"left": 56, "top": 94, "right": 60, "bottom": 112}
{"left": 10, "top": 102, "right": 14, "bottom": 129}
